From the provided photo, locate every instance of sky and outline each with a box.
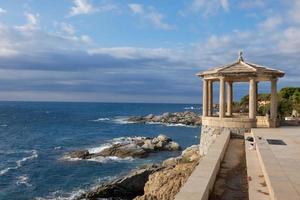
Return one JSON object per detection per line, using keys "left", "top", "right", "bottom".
{"left": 0, "top": 0, "right": 299, "bottom": 103}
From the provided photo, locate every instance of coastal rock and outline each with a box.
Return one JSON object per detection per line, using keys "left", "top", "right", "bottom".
{"left": 66, "top": 135, "right": 181, "bottom": 160}
{"left": 69, "top": 150, "right": 90, "bottom": 159}
{"left": 97, "top": 143, "right": 148, "bottom": 158}
{"left": 127, "top": 111, "right": 202, "bottom": 126}
{"left": 76, "top": 164, "right": 162, "bottom": 200}
{"left": 134, "top": 145, "right": 200, "bottom": 200}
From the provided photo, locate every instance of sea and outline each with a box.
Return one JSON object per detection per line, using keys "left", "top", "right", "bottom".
{"left": 0, "top": 102, "right": 201, "bottom": 200}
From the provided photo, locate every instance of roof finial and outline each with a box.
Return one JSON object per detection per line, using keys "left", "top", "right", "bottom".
{"left": 238, "top": 51, "right": 244, "bottom": 62}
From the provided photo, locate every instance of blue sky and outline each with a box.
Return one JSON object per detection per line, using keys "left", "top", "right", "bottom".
{"left": 0, "top": 0, "right": 299, "bottom": 103}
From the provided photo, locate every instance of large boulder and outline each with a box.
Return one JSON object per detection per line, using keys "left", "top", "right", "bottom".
{"left": 97, "top": 143, "right": 148, "bottom": 158}
{"left": 164, "top": 141, "right": 181, "bottom": 151}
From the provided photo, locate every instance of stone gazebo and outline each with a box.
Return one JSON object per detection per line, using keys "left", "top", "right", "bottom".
{"left": 197, "top": 53, "right": 284, "bottom": 135}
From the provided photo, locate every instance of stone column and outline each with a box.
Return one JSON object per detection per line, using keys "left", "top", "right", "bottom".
{"left": 270, "top": 78, "right": 278, "bottom": 124}
{"left": 227, "top": 81, "right": 233, "bottom": 116}
{"left": 219, "top": 77, "right": 225, "bottom": 118}
{"left": 202, "top": 79, "right": 208, "bottom": 117}
{"left": 249, "top": 78, "right": 257, "bottom": 119}
{"left": 208, "top": 80, "right": 213, "bottom": 116}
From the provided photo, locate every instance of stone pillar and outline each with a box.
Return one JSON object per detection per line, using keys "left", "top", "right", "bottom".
{"left": 270, "top": 78, "right": 278, "bottom": 126}
{"left": 219, "top": 77, "right": 225, "bottom": 118}
{"left": 202, "top": 79, "right": 208, "bottom": 117}
{"left": 227, "top": 81, "right": 233, "bottom": 116}
{"left": 249, "top": 78, "right": 257, "bottom": 119}
{"left": 208, "top": 80, "right": 213, "bottom": 116}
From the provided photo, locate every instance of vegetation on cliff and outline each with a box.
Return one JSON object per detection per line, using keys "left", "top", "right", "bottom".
{"left": 237, "top": 87, "right": 300, "bottom": 118}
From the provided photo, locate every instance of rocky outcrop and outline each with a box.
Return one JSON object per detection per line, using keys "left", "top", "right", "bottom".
{"left": 127, "top": 111, "right": 202, "bottom": 126}
{"left": 67, "top": 134, "right": 181, "bottom": 160}
{"left": 76, "top": 164, "right": 162, "bottom": 200}
{"left": 134, "top": 145, "right": 200, "bottom": 200}
{"left": 74, "top": 145, "right": 200, "bottom": 200}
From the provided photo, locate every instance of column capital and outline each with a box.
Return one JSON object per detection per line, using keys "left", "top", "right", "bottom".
{"left": 270, "top": 77, "right": 278, "bottom": 82}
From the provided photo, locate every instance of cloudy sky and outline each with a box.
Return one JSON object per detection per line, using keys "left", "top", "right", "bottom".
{"left": 0, "top": 0, "right": 299, "bottom": 103}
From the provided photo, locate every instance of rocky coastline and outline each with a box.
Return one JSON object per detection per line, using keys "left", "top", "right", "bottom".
{"left": 127, "top": 111, "right": 202, "bottom": 126}
{"left": 67, "top": 134, "right": 181, "bottom": 160}
{"left": 75, "top": 144, "right": 200, "bottom": 200}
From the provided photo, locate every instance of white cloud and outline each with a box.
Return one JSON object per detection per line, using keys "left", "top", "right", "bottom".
{"left": 259, "top": 16, "right": 282, "bottom": 31}
{"left": 0, "top": 8, "right": 7, "bottom": 14}
{"left": 239, "top": 0, "right": 265, "bottom": 9}
{"left": 80, "top": 35, "right": 92, "bottom": 44}
{"left": 88, "top": 47, "right": 175, "bottom": 60}
{"left": 289, "top": 0, "right": 300, "bottom": 23}
{"left": 70, "top": 0, "right": 93, "bottom": 16}
{"left": 60, "top": 22, "right": 76, "bottom": 35}
{"left": 128, "top": 4, "right": 175, "bottom": 30}
{"left": 128, "top": 4, "right": 144, "bottom": 14}
{"left": 15, "top": 12, "right": 39, "bottom": 31}
{"left": 189, "top": 0, "right": 230, "bottom": 16}
{"left": 69, "top": 0, "right": 119, "bottom": 16}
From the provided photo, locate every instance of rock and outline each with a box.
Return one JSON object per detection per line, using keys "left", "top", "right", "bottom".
{"left": 162, "top": 112, "right": 171, "bottom": 118}
{"left": 156, "top": 134, "right": 171, "bottom": 143}
{"left": 134, "top": 161, "right": 198, "bottom": 200}
{"left": 181, "top": 145, "right": 200, "bottom": 162}
{"left": 67, "top": 135, "right": 181, "bottom": 160}
{"left": 69, "top": 150, "right": 90, "bottom": 159}
{"left": 126, "top": 111, "right": 201, "bottom": 126}
{"left": 76, "top": 164, "right": 162, "bottom": 200}
{"left": 97, "top": 143, "right": 148, "bottom": 158}
{"left": 164, "top": 141, "right": 181, "bottom": 151}
{"left": 141, "top": 139, "right": 155, "bottom": 152}
{"left": 162, "top": 157, "right": 181, "bottom": 167}
{"left": 145, "top": 114, "right": 154, "bottom": 120}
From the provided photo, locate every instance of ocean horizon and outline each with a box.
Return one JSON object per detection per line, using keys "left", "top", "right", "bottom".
{"left": 0, "top": 101, "right": 201, "bottom": 200}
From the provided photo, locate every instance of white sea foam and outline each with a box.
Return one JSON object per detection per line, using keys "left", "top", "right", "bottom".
{"left": 184, "top": 106, "right": 201, "bottom": 110}
{"left": 87, "top": 156, "right": 134, "bottom": 163}
{"left": 0, "top": 124, "right": 8, "bottom": 127}
{"left": 0, "top": 150, "right": 38, "bottom": 176}
{"left": 16, "top": 175, "right": 32, "bottom": 187}
{"left": 35, "top": 189, "right": 85, "bottom": 200}
{"left": 112, "top": 117, "right": 135, "bottom": 124}
{"left": 87, "top": 143, "right": 112, "bottom": 154}
{"left": 91, "top": 117, "right": 110, "bottom": 122}
{"left": 147, "top": 121, "right": 197, "bottom": 128}
{"left": 166, "top": 123, "right": 197, "bottom": 128}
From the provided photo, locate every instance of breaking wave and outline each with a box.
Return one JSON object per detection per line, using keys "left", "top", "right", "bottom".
{"left": 0, "top": 150, "right": 38, "bottom": 176}
{"left": 91, "top": 117, "right": 110, "bottom": 122}
{"left": 16, "top": 175, "right": 32, "bottom": 187}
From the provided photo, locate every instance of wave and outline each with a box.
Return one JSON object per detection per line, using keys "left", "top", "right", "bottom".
{"left": 146, "top": 121, "right": 197, "bottom": 128}
{"left": 0, "top": 150, "right": 38, "bottom": 176}
{"left": 87, "top": 156, "right": 134, "bottom": 163}
{"left": 35, "top": 189, "right": 86, "bottom": 200}
{"left": 87, "top": 143, "right": 112, "bottom": 154}
{"left": 91, "top": 117, "right": 110, "bottom": 122}
{"left": 16, "top": 175, "right": 32, "bottom": 187}
{"left": 184, "top": 106, "right": 201, "bottom": 110}
{"left": 0, "top": 124, "right": 8, "bottom": 127}
{"left": 36, "top": 175, "right": 118, "bottom": 200}
{"left": 112, "top": 117, "right": 135, "bottom": 124}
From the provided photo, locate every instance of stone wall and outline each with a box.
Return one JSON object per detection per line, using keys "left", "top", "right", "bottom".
{"left": 199, "top": 125, "right": 249, "bottom": 156}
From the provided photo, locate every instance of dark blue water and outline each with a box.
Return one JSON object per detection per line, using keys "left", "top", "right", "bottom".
{"left": 0, "top": 102, "right": 201, "bottom": 200}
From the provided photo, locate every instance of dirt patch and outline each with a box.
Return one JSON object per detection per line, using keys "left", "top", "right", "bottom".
{"left": 209, "top": 138, "right": 248, "bottom": 200}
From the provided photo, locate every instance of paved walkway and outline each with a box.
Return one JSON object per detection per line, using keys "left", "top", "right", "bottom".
{"left": 252, "top": 127, "right": 300, "bottom": 200}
